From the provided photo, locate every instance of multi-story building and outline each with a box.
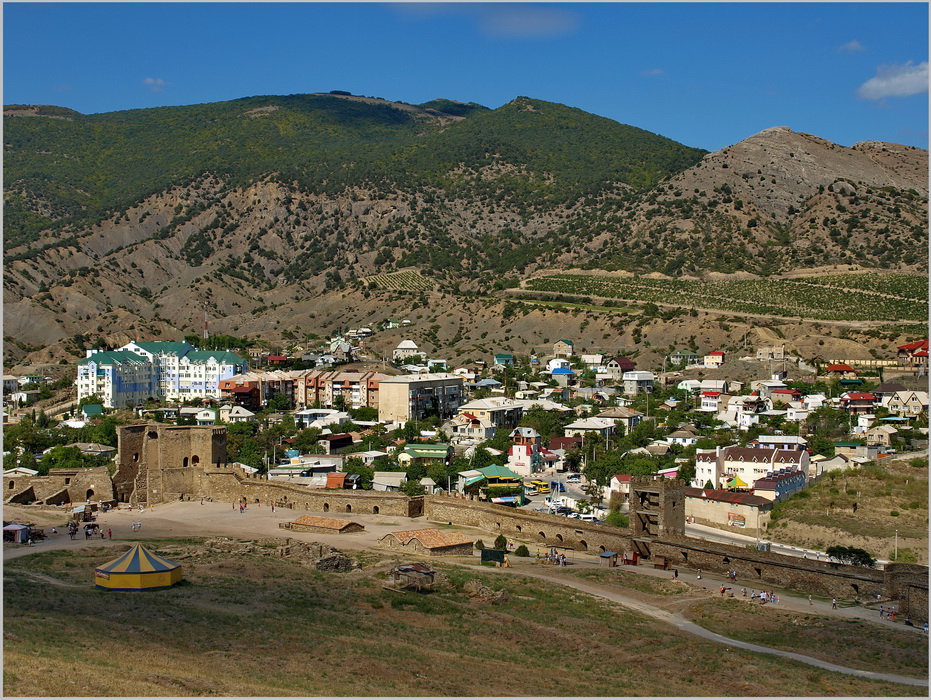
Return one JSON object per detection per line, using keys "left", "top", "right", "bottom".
{"left": 693, "top": 445, "right": 810, "bottom": 490}
{"left": 454, "top": 397, "right": 525, "bottom": 431}
{"left": 293, "top": 369, "right": 391, "bottom": 410}
{"left": 118, "top": 341, "right": 247, "bottom": 402}
{"left": 378, "top": 373, "right": 465, "bottom": 423}
{"left": 622, "top": 371, "right": 655, "bottom": 396}
{"left": 76, "top": 350, "right": 155, "bottom": 409}
{"left": 218, "top": 370, "right": 295, "bottom": 408}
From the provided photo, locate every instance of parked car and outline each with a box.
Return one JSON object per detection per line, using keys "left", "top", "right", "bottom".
{"left": 566, "top": 474, "right": 581, "bottom": 483}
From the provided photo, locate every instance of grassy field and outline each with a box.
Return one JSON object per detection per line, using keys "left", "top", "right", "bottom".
{"left": 3, "top": 543, "right": 926, "bottom": 697}
{"left": 768, "top": 457, "right": 929, "bottom": 563}
{"left": 520, "top": 272, "right": 929, "bottom": 321}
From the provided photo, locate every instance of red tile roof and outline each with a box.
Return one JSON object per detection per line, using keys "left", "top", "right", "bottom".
{"left": 827, "top": 363, "right": 854, "bottom": 372}
{"left": 898, "top": 340, "right": 929, "bottom": 352}
{"left": 684, "top": 486, "right": 772, "bottom": 506}
{"left": 382, "top": 528, "right": 474, "bottom": 549}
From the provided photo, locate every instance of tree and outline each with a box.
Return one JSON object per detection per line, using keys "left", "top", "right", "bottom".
{"left": 400, "top": 479, "right": 426, "bottom": 497}
{"left": 826, "top": 545, "right": 876, "bottom": 568}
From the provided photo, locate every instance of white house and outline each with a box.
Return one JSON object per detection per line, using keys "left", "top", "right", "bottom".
{"left": 393, "top": 340, "right": 421, "bottom": 362}
{"left": 563, "top": 417, "right": 617, "bottom": 439}
{"left": 622, "top": 371, "right": 655, "bottom": 396}
{"left": 703, "top": 351, "right": 725, "bottom": 368}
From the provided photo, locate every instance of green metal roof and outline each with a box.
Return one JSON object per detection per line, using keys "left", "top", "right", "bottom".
{"left": 184, "top": 350, "right": 245, "bottom": 365}
{"left": 132, "top": 341, "right": 193, "bottom": 356}
{"left": 477, "top": 464, "right": 520, "bottom": 480}
{"left": 403, "top": 444, "right": 450, "bottom": 458}
{"left": 77, "top": 350, "right": 148, "bottom": 366}
{"left": 82, "top": 404, "right": 104, "bottom": 416}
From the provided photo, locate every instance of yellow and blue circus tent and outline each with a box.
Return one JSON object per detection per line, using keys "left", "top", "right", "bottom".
{"left": 94, "top": 543, "right": 183, "bottom": 591}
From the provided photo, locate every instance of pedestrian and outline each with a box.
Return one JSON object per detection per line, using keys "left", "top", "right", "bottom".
{"left": 697, "top": 568, "right": 702, "bottom": 580}
{"left": 107, "top": 528, "right": 112, "bottom": 540}
{"left": 742, "top": 587, "right": 746, "bottom": 597}
{"left": 137, "top": 521, "right": 142, "bottom": 531}
{"left": 831, "top": 598, "right": 837, "bottom": 610}
{"left": 51, "top": 527, "right": 57, "bottom": 535}
{"left": 808, "top": 594, "right": 813, "bottom": 606}
{"left": 879, "top": 606, "right": 885, "bottom": 619}
{"left": 673, "top": 569, "right": 678, "bottom": 580}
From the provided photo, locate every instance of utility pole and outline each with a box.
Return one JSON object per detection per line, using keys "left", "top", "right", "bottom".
{"left": 894, "top": 529, "right": 898, "bottom": 561}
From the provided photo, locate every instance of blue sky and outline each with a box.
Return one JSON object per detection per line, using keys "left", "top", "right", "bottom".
{"left": 3, "top": 2, "right": 928, "bottom": 151}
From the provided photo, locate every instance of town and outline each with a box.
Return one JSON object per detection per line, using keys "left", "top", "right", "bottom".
{"left": 5, "top": 329, "right": 928, "bottom": 550}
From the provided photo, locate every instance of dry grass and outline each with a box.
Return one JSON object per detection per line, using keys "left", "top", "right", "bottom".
{"left": 769, "top": 458, "right": 929, "bottom": 563}
{"left": 3, "top": 543, "right": 926, "bottom": 697}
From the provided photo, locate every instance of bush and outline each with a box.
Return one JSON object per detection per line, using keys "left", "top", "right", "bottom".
{"left": 514, "top": 545, "right": 530, "bottom": 557}
{"left": 494, "top": 534, "right": 508, "bottom": 551}
{"left": 890, "top": 511, "right": 899, "bottom": 517}
{"left": 474, "top": 539, "right": 485, "bottom": 550}
{"left": 826, "top": 545, "right": 876, "bottom": 567}
{"left": 605, "top": 511, "right": 629, "bottom": 528}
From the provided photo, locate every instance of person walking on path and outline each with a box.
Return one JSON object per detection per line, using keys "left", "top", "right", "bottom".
{"left": 673, "top": 568, "right": 678, "bottom": 580}
{"left": 107, "top": 528, "right": 112, "bottom": 540}
{"left": 832, "top": 598, "right": 837, "bottom": 609}
{"left": 808, "top": 594, "right": 813, "bottom": 606}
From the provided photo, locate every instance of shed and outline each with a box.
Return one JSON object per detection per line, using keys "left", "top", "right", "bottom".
{"left": 283, "top": 515, "right": 365, "bottom": 534}
{"left": 599, "top": 551, "right": 618, "bottom": 567}
{"left": 2, "top": 523, "right": 30, "bottom": 543}
{"left": 94, "top": 544, "right": 183, "bottom": 591}
{"left": 378, "top": 528, "right": 475, "bottom": 556}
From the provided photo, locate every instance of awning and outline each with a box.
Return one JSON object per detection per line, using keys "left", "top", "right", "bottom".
{"left": 464, "top": 475, "right": 485, "bottom": 487}
{"left": 72, "top": 505, "right": 86, "bottom": 513}
{"left": 491, "top": 496, "right": 519, "bottom": 504}
{"left": 727, "top": 475, "right": 748, "bottom": 488}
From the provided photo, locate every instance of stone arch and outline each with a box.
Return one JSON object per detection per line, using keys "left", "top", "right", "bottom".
{"left": 132, "top": 453, "right": 139, "bottom": 462}
{"left": 192, "top": 455, "right": 200, "bottom": 465}
{"left": 346, "top": 504, "right": 352, "bottom": 513}
{"left": 555, "top": 534, "right": 563, "bottom": 543}
{"left": 183, "top": 457, "right": 189, "bottom": 467}
{"left": 147, "top": 431, "right": 158, "bottom": 439}
{"left": 8, "top": 480, "right": 15, "bottom": 490}
{"left": 515, "top": 525, "right": 522, "bottom": 533}
{"left": 86, "top": 489, "right": 94, "bottom": 500}
{"left": 599, "top": 545, "right": 606, "bottom": 553}
{"left": 579, "top": 540, "right": 588, "bottom": 550}
{"left": 323, "top": 503, "right": 330, "bottom": 512}
{"left": 538, "top": 531, "right": 546, "bottom": 541}
{"left": 373, "top": 506, "right": 380, "bottom": 515}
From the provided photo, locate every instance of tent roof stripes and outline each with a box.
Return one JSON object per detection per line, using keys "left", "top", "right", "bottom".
{"left": 96, "top": 544, "right": 181, "bottom": 574}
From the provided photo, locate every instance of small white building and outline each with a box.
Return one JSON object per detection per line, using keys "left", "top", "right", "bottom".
{"left": 393, "top": 340, "right": 421, "bottom": 362}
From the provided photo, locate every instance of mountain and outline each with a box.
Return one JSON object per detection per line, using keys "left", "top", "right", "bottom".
{"left": 2, "top": 93, "right": 928, "bottom": 365}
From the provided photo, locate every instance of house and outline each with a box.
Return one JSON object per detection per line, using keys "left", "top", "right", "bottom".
{"left": 393, "top": 340, "right": 421, "bottom": 362}
{"left": 865, "top": 424, "right": 898, "bottom": 447}
{"left": 703, "top": 351, "right": 725, "bottom": 368}
{"left": 826, "top": 363, "right": 858, "bottom": 378}
{"left": 839, "top": 392, "right": 876, "bottom": 415}
{"left": 580, "top": 354, "right": 604, "bottom": 369}
{"left": 441, "top": 413, "right": 496, "bottom": 442}
{"left": 684, "top": 486, "right": 773, "bottom": 535}
{"left": 756, "top": 345, "right": 785, "bottom": 361}
{"left": 3, "top": 375, "right": 21, "bottom": 397}
{"left": 319, "top": 433, "right": 354, "bottom": 454}
{"left": 397, "top": 444, "right": 453, "bottom": 469}
{"left": 693, "top": 445, "right": 810, "bottom": 490}
{"left": 872, "top": 382, "right": 907, "bottom": 400}
{"left": 699, "top": 391, "right": 725, "bottom": 412}
{"left": 553, "top": 339, "right": 574, "bottom": 358}
{"left": 195, "top": 408, "right": 217, "bottom": 425}
{"left": 223, "top": 405, "right": 256, "bottom": 424}
{"left": 603, "top": 474, "right": 632, "bottom": 503}
{"left": 65, "top": 442, "right": 117, "bottom": 458}
{"left": 546, "top": 358, "right": 571, "bottom": 373}
{"left": 563, "top": 417, "right": 617, "bottom": 439}
{"left": 506, "top": 427, "right": 542, "bottom": 477}
{"left": 475, "top": 463, "right": 522, "bottom": 486}
{"left": 897, "top": 340, "right": 929, "bottom": 367}
{"left": 81, "top": 404, "right": 104, "bottom": 420}
{"left": 493, "top": 353, "right": 515, "bottom": 368}
{"left": 751, "top": 469, "right": 807, "bottom": 502}
{"left": 668, "top": 349, "right": 699, "bottom": 366}
{"left": 750, "top": 435, "right": 808, "bottom": 451}
{"left": 378, "top": 529, "right": 474, "bottom": 556}
{"left": 377, "top": 373, "right": 465, "bottom": 423}
{"left": 372, "top": 471, "right": 407, "bottom": 492}
{"left": 596, "top": 407, "right": 644, "bottom": 435}
{"left": 883, "top": 391, "right": 929, "bottom": 417}
{"left": 834, "top": 442, "right": 882, "bottom": 462}
{"left": 551, "top": 367, "right": 577, "bottom": 387}
{"left": 549, "top": 436, "right": 583, "bottom": 452}
{"left": 605, "top": 357, "right": 636, "bottom": 380}
{"left": 455, "top": 397, "right": 524, "bottom": 430}
{"left": 666, "top": 429, "right": 699, "bottom": 447}
{"left": 622, "top": 371, "right": 655, "bottom": 396}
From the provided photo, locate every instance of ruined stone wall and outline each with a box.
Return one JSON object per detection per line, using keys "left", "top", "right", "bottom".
{"left": 280, "top": 522, "right": 365, "bottom": 535}
{"left": 199, "top": 471, "right": 416, "bottom": 516}
{"left": 884, "top": 564, "right": 929, "bottom": 623}
{"left": 425, "top": 496, "right": 634, "bottom": 554}
{"left": 651, "top": 536, "right": 887, "bottom": 599}
{"left": 4, "top": 466, "right": 114, "bottom": 506}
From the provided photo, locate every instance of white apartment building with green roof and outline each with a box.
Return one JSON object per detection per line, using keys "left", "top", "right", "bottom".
{"left": 77, "top": 341, "right": 248, "bottom": 408}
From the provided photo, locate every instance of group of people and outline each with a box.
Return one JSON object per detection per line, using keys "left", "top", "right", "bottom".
{"left": 81, "top": 524, "right": 112, "bottom": 540}
{"left": 749, "top": 590, "right": 779, "bottom": 604}
{"left": 540, "top": 549, "right": 568, "bottom": 566}
{"left": 130, "top": 521, "right": 143, "bottom": 531}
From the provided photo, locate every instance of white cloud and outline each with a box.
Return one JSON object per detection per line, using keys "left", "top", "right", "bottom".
{"left": 640, "top": 68, "right": 664, "bottom": 77}
{"left": 837, "top": 40, "right": 865, "bottom": 53}
{"left": 143, "top": 77, "right": 167, "bottom": 92}
{"left": 857, "top": 61, "right": 929, "bottom": 100}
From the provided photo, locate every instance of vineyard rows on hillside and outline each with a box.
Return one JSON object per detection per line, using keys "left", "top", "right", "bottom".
{"left": 522, "top": 274, "right": 929, "bottom": 322}
{"left": 366, "top": 271, "right": 436, "bottom": 291}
